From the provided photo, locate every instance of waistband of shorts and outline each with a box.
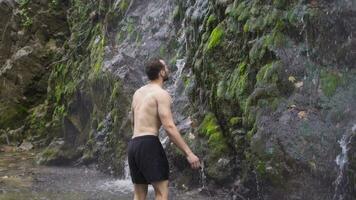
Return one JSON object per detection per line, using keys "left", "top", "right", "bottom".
{"left": 130, "top": 134, "right": 159, "bottom": 141}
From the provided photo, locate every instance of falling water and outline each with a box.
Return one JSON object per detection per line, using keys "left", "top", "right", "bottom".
{"left": 254, "top": 170, "right": 263, "bottom": 200}
{"left": 97, "top": 159, "right": 134, "bottom": 194}
{"left": 199, "top": 161, "right": 207, "bottom": 190}
{"left": 165, "top": 57, "right": 186, "bottom": 96}
{"left": 332, "top": 127, "right": 354, "bottom": 200}
{"left": 161, "top": 58, "right": 187, "bottom": 148}
{"left": 123, "top": 158, "right": 130, "bottom": 179}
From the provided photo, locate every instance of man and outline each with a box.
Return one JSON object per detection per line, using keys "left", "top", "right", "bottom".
{"left": 128, "top": 57, "right": 201, "bottom": 200}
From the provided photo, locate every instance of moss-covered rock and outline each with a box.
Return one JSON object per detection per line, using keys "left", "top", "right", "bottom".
{"left": 320, "top": 70, "right": 342, "bottom": 97}
{"left": 198, "top": 112, "right": 229, "bottom": 158}
{"left": 206, "top": 25, "right": 224, "bottom": 51}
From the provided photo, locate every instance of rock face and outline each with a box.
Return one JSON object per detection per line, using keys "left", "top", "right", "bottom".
{"left": 1, "top": 0, "right": 356, "bottom": 199}
{"left": 0, "top": 0, "right": 69, "bottom": 135}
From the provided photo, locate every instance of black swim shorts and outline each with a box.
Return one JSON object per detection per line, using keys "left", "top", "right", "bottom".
{"left": 127, "top": 135, "right": 169, "bottom": 184}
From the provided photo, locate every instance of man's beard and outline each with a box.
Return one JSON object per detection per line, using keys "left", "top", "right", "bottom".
{"left": 163, "top": 74, "right": 169, "bottom": 82}
{"left": 162, "top": 73, "right": 169, "bottom": 82}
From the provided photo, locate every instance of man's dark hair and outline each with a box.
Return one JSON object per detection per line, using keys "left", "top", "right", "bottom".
{"left": 144, "top": 57, "right": 165, "bottom": 80}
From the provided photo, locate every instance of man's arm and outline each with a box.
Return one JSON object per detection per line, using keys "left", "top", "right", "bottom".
{"left": 157, "top": 91, "right": 201, "bottom": 169}
{"left": 130, "top": 97, "right": 135, "bottom": 133}
{"left": 130, "top": 108, "right": 134, "bottom": 132}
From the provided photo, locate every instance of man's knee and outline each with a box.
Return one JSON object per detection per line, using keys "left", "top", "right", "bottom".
{"left": 152, "top": 180, "right": 169, "bottom": 199}
{"left": 134, "top": 184, "right": 148, "bottom": 200}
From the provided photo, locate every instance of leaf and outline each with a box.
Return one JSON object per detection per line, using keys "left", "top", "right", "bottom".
{"left": 298, "top": 111, "right": 307, "bottom": 119}
{"left": 288, "top": 76, "right": 296, "bottom": 83}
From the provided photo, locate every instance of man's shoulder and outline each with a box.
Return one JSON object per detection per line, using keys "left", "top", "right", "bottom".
{"left": 133, "top": 86, "right": 145, "bottom": 96}
{"left": 156, "top": 88, "right": 170, "bottom": 96}
{"left": 155, "top": 89, "right": 172, "bottom": 102}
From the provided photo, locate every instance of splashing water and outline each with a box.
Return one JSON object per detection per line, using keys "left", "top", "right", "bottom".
{"left": 200, "top": 161, "right": 206, "bottom": 190}
{"left": 333, "top": 130, "right": 354, "bottom": 200}
{"left": 96, "top": 159, "right": 154, "bottom": 194}
{"left": 97, "top": 159, "right": 133, "bottom": 194}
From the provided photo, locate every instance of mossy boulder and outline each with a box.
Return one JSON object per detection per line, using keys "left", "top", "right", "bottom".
{"left": 36, "top": 138, "right": 83, "bottom": 165}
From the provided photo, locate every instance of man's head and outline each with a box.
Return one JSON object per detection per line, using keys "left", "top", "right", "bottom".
{"left": 144, "top": 57, "right": 169, "bottom": 82}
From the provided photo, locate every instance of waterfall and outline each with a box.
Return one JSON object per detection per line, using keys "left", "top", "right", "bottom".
{"left": 165, "top": 57, "right": 186, "bottom": 97}
{"left": 199, "top": 161, "right": 207, "bottom": 190}
{"left": 97, "top": 158, "right": 133, "bottom": 194}
{"left": 123, "top": 158, "right": 130, "bottom": 180}
{"left": 332, "top": 125, "right": 355, "bottom": 200}
{"left": 160, "top": 57, "right": 187, "bottom": 148}
{"left": 254, "top": 170, "right": 264, "bottom": 200}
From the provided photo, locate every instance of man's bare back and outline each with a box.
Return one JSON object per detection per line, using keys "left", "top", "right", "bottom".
{"left": 131, "top": 84, "right": 170, "bottom": 138}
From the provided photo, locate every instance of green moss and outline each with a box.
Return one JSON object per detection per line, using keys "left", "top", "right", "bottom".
{"left": 256, "top": 160, "right": 266, "bottom": 175}
{"left": 246, "top": 124, "right": 257, "bottom": 141}
{"left": 207, "top": 14, "right": 217, "bottom": 28}
{"left": 53, "top": 104, "right": 66, "bottom": 120}
{"left": 0, "top": 103, "right": 28, "bottom": 129}
{"left": 97, "top": 121, "right": 105, "bottom": 131}
{"left": 54, "top": 85, "right": 63, "bottom": 103}
{"left": 159, "top": 45, "right": 166, "bottom": 57}
{"left": 320, "top": 70, "right": 342, "bottom": 97}
{"left": 236, "top": 2, "right": 250, "bottom": 22}
{"left": 127, "top": 22, "right": 134, "bottom": 35}
{"left": 249, "top": 38, "right": 267, "bottom": 62}
{"left": 182, "top": 75, "right": 191, "bottom": 88}
{"left": 206, "top": 25, "right": 224, "bottom": 50}
{"left": 273, "top": 0, "right": 287, "bottom": 9}
{"left": 64, "top": 81, "right": 76, "bottom": 96}
{"left": 270, "top": 97, "right": 281, "bottom": 111}
{"left": 199, "top": 112, "right": 229, "bottom": 158}
{"left": 229, "top": 117, "right": 242, "bottom": 126}
{"left": 49, "top": 0, "right": 59, "bottom": 9}
{"left": 17, "top": 0, "right": 30, "bottom": 7}
{"left": 19, "top": 9, "right": 32, "bottom": 28}
{"left": 226, "top": 61, "right": 249, "bottom": 102}
{"left": 272, "top": 31, "right": 287, "bottom": 48}
{"left": 256, "top": 61, "right": 281, "bottom": 85}
{"left": 110, "top": 82, "right": 122, "bottom": 101}
{"left": 88, "top": 34, "right": 105, "bottom": 79}
{"left": 243, "top": 23, "right": 249, "bottom": 32}
{"left": 263, "top": 9, "right": 280, "bottom": 27}
{"left": 41, "top": 147, "right": 59, "bottom": 159}
{"left": 119, "top": 0, "right": 130, "bottom": 12}
{"left": 134, "top": 31, "right": 142, "bottom": 44}
{"left": 216, "top": 80, "right": 226, "bottom": 99}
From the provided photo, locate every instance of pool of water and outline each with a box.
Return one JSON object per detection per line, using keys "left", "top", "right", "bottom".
{"left": 0, "top": 146, "right": 225, "bottom": 200}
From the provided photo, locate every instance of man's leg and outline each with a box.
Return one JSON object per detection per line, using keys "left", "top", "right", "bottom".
{"left": 151, "top": 180, "right": 169, "bottom": 200}
{"left": 134, "top": 184, "right": 148, "bottom": 200}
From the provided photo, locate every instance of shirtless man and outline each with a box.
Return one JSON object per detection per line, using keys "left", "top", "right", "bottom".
{"left": 128, "top": 58, "right": 201, "bottom": 200}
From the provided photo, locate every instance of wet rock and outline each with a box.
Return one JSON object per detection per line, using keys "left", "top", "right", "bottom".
{"left": 36, "top": 138, "right": 82, "bottom": 165}
{"left": 0, "top": 0, "right": 69, "bottom": 132}
{"left": 17, "top": 141, "right": 33, "bottom": 151}
{"left": 206, "top": 157, "right": 234, "bottom": 184}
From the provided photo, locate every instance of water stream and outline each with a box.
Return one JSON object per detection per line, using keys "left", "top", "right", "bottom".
{"left": 332, "top": 126, "right": 354, "bottom": 200}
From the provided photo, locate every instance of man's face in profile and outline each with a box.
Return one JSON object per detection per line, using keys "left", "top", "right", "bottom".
{"left": 159, "top": 59, "right": 169, "bottom": 82}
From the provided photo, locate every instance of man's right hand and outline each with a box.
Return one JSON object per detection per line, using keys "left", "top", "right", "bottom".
{"left": 186, "top": 153, "right": 201, "bottom": 170}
